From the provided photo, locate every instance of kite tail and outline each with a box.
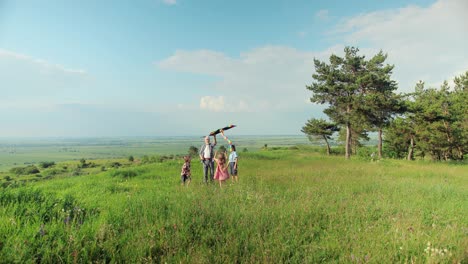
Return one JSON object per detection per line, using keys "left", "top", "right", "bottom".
{"left": 221, "top": 134, "right": 232, "bottom": 146}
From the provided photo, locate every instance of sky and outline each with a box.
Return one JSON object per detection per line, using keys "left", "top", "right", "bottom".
{"left": 0, "top": 0, "right": 467, "bottom": 137}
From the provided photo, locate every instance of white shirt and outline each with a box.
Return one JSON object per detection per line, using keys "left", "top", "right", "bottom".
{"left": 204, "top": 144, "right": 211, "bottom": 159}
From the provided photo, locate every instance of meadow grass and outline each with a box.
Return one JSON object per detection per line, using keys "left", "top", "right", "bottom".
{"left": 0, "top": 148, "right": 466, "bottom": 263}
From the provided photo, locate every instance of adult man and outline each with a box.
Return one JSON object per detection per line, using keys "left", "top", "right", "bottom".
{"left": 199, "top": 135, "right": 217, "bottom": 183}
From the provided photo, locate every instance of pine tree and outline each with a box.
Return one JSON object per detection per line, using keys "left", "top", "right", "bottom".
{"left": 301, "top": 118, "right": 339, "bottom": 155}
{"left": 307, "top": 47, "right": 367, "bottom": 159}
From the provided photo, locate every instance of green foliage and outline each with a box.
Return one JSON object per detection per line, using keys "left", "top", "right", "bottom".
{"left": 243, "top": 148, "right": 248, "bottom": 152}
{"left": 218, "top": 145, "right": 227, "bottom": 153}
{"left": 9, "top": 165, "right": 40, "bottom": 175}
{"left": 39, "top": 161, "right": 56, "bottom": 169}
{"left": 141, "top": 155, "right": 149, "bottom": 164}
{"left": 302, "top": 118, "right": 339, "bottom": 155}
{"left": 109, "top": 162, "right": 122, "bottom": 168}
{"left": 385, "top": 72, "right": 468, "bottom": 161}
{"left": 188, "top": 146, "right": 199, "bottom": 157}
{"left": 384, "top": 117, "right": 413, "bottom": 159}
{"left": 71, "top": 168, "right": 82, "bottom": 176}
{"left": 78, "top": 158, "right": 90, "bottom": 168}
{"left": 307, "top": 47, "right": 401, "bottom": 159}
{"left": 128, "top": 155, "right": 134, "bottom": 162}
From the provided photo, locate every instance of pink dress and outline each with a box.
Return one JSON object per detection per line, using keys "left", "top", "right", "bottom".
{"left": 214, "top": 162, "right": 229, "bottom": 181}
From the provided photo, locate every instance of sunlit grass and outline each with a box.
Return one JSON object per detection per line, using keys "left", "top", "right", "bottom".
{"left": 0, "top": 148, "right": 466, "bottom": 263}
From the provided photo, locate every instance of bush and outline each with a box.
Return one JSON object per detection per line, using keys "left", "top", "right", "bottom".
{"left": 9, "top": 165, "right": 40, "bottom": 175}
{"left": 39, "top": 161, "right": 55, "bottom": 169}
{"left": 71, "top": 168, "right": 82, "bottom": 176}
{"left": 188, "top": 146, "right": 199, "bottom": 157}
{"left": 109, "top": 162, "right": 122, "bottom": 168}
{"left": 128, "top": 155, "right": 134, "bottom": 162}
{"left": 356, "top": 146, "right": 377, "bottom": 160}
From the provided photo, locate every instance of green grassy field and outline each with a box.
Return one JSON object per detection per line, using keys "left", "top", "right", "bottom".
{"left": 0, "top": 147, "right": 466, "bottom": 263}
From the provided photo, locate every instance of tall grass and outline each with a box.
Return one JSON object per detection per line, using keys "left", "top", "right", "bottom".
{"left": 0, "top": 149, "right": 466, "bottom": 263}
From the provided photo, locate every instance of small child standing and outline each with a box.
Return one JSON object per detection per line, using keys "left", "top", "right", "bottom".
{"left": 220, "top": 130, "right": 239, "bottom": 183}
{"left": 228, "top": 145, "right": 238, "bottom": 182}
{"left": 180, "top": 156, "right": 191, "bottom": 186}
{"left": 213, "top": 151, "right": 229, "bottom": 187}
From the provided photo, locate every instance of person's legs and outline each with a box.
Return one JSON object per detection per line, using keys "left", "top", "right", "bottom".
{"left": 182, "top": 175, "right": 191, "bottom": 186}
{"left": 229, "top": 162, "right": 238, "bottom": 182}
{"left": 209, "top": 160, "right": 215, "bottom": 181}
{"left": 202, "top": 161, "right": 209, "bottom": 183}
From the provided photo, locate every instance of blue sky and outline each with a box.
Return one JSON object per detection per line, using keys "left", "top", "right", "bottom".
{"left": 0, "top": 0, "right": 467, "bottom": 137}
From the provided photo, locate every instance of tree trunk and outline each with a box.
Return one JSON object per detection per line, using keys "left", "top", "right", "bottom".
{"left": 378, "top": 128, "right": 383, "bottom": 159}
{"left": 457, "top": 146, "right": 464, "bottom": 160}
{"left": 345, "top": 122, "right": 351, "bottom": 159}
{"left": 323, "top": 136, "right": 331, "bottom": 155}
{"left": 407, "top": 136, "right": 414, "bottom": 160}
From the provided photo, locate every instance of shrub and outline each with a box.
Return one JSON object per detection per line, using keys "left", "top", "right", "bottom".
{"left": 39, "top": 161, "right": 55, "bottom": 169}
{"left": 109, "top": 162, "right": 122, "bottom": 168}
{"left": 9, "top": 165, "right": 40, "bottom": 175}
{"left": 71, "top": 168, "right": 82, "bottom": 176}
{"left": 188, "top": 146, "right": 199, "bottom": 157}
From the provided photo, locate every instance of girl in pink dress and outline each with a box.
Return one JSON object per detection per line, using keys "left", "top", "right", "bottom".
{"left": 213, "top": 150, "right": 229, "bottom": 187}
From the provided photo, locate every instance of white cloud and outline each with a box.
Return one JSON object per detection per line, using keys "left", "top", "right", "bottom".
{"left": 158, "top": 45, "right": 342, "bottom": 113}
{"left": 0, "top": 49, "right": 86, "bottom": 75}
{"left": 154, "top": 0, "right": 467, "bottom": 135}
{"left": 336, "top": 0, "right": 468, "bottom": 91}
{"left": 199, "top": 96, "right": 251, "bottom": 113}
{"left": 315, "top": 9, "right": 329, "bottom": 21}
{"left": 0, "top": 49, "right": 89, "bottom": 101}
{"left": 162, "top": 0, "right": 177, "bottom": 5}
{"left": 200, "top": 96, "right": 225, "bottom": 112}
{"left": 298, "top": 31, "right": 307, "bottom": 38}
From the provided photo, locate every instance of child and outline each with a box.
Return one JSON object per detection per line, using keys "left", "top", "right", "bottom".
{"left": 180, "top": 156, "right": 191, "bottom": 186}
{"left": 213, "top": 151, "right": 229, "bottom": 187}
{"left": 220, "top": 130, "right": 238, "bottom": 182}
{"left": 228, "top": 145, "right": 238, "bottom": 182}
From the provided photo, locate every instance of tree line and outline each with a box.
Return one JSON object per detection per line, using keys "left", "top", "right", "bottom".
{"left": 302, "top": 46, "right": 467, "bottom": 161}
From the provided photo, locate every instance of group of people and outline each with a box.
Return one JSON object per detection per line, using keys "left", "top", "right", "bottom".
{"left": 180, "top": 130, "right": 238, "bottom": 187}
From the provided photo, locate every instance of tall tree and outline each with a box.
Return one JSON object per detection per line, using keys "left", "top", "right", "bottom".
{"left": 402, "top": 75, "right": 467, "bottom": 161}
{"left": 301, "top": 118, "right": 339, "bottom": 155}
{"left": 307, "top": 47, "right": 367, "bottom": 159}
{"left": 358, "top": 51, "right": 401, "bottom": 159}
